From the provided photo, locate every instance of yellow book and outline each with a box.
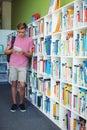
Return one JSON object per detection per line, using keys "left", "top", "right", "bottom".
{"left": 64, "top": 84, "right": 72, "bottom": 105}
{"left": 56, "top": 103, "right": 59, "bottom": 120}
{"left": 53, "top": 103, "right": 56, "bottom": 117}
{"left": 63, "top": 84, "right": 68, "bottom": 105}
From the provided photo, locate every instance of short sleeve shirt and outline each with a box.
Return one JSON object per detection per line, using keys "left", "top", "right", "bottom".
{"left": 8, "top": 35, "right": 34, "bottom": 67}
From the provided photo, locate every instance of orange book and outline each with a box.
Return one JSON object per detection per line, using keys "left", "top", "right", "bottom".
{"left": 68, "top": 9, "right": 74, "bottom": 28}
{"left": 53, "top": 14, "right": 61, "bottom": 33}
{"left": 73, "top": 119, "right": 76, "bottom": 130}
{"left": 53, "top": 0, "right": 60, "bottom": 11}
{"left": 54, "top": 85, "right": 56, "bottom": 95}
{"left": 41, "top": 20, "right": 44, "bottom": 34}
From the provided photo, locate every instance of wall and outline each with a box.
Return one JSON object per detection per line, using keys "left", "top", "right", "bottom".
{"left": 2, "top": 1, "right": 11, "bottom": 29}
{"left": 11, "top": 0, "right": 74, "bottom": 29}
{"left": 60, "top": 0, "right": 73, "bottom": 7}
{"left": 11, "top": 0, "right": 50, "bottom": 29}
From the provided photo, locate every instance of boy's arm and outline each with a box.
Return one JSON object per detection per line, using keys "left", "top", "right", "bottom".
{"left": 19, "top": 47, "right": 34, "bottom": 58}
{"left": 4, "top": 45, "right": 14, "bottom": 55}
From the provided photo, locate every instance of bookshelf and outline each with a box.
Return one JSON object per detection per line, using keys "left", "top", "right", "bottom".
{"left": 0, "top": 30, "right": 16, "bottom": 83}
{"left": 0, "top": 52, "right": 8, "bottom": 83}
{"left": 27, "top": 0, "right": 87, "bottom": 129}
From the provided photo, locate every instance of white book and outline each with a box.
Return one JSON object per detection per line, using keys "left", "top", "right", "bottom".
{"left": 14, "top": 46, "right": 22, "bottom": 52}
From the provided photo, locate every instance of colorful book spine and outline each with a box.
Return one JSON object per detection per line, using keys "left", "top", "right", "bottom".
{"left": 62, "top": 61, "right": 72, "bottom": 82}
{"left": 53, "top": 103, "right": 59, "bottom": 120}
{"left": 44, "top": 37, "right": 51, "bottom": 55}
{"left": 74, "top": 61, "right": 87, "bottom": 87}
{"left": 45, "top": 97, "right": 50, "bottom": 113}
{"left": 37, "top": 95, "right": 43, "bottom": 108}
{"left": 48, "top": 0, "right": 60, "bottom": 14}
{"left": 62, "top": 83, "right": 72, "bottom": 107}
{"left": 32, "top": 57, "right": 37, "bottom": 71}
{"left": 54, "top": 81, "right": 60, "bottom": 100}
{"left": 73, "top": 117, "right": 86, "bottom": 130}
{"left": 83, "top": 61, "right": 87, "bottom": 87}
{"left": 83, "top": 0, "right": 87, "bottom": 23}
{"left": 45, "top": 59, "right": 51, "bottom": 75}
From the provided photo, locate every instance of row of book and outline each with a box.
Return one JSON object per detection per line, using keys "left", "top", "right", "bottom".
{"left": 31, "top": 73, "right": 38, "bottom": 89}
{"left": 31, "top": 92, "right": 51, "bottom": 114}
{"left": 28, "top": 19, "right": 44, "bottom": 37}
{"left": 45, "top": 19, "right": 52, "bottom": 35}
{"left": 33, "top": 31, "right": 87, "bottom": 57}
{"left": 73, "top": 117, "right": 86, "bottom": 130}
{"left": 32, "top": 29, "right": 87, "bottom": 57}
{"left": 61, "top": 83, "right": 72, "bottom": 107}
{"left": 62, "top": 110, "right": 71, "bottom": 130}
{"left": 0, "top": 63, "right": 7, "bottom": 72}
{"left": 51, "top": 39, "right": 61, "bottom": 55}
{"left": 61, "top": 33, "right": 73, "bottom": 56}
{"left": 33, "top": 58, "right": 51, "bottom": 75}
{"left": 62, "top": 61, "right": 72, "bottom": 83}
{"left": 73, "top": 88, "right": 87, "bottom": 117}
{"left": 74, "top": 61, "right": 87, "bottom": 88}
{"left": 62, "top": 9, "right": 74, "bottom": 30}
{"left": 0, "top": 55, "right": 7, "bottom": 62}
{"left": 28, "top": 25, "right": 38, "bottom": 37}
{"left": 29, "top": 73, "right": 87, "bottom": 116}
{"left": 62, "top": 110, "right": 86, "bottom": 130}
{"left": 0, "top": 73, "right": 8, "bottom": 82}
{"left": 52, "top": 59, "right": 61, "bottom": 78}
{"left": 32, "top": 58, "right": 87, "bottom": 88}
{"left": 48, "top": 0, "right": 60, "bottom": 14}
{"left": 75, "top": 0, "right": 87, "bottom": 26}
{"left": 53, "top": 81, "right": 60, "bottom": 101}
{"left": 28, "top": 1, "right": 87, "bottom": 39}
{"left": 28, "top": 73, "right": 87, "bottom": 129}
{"left": 75, "top": 30, "right": 87, "bottom": 56}
{"left": 38, "top": 78, "right": 51, "bottom": 97}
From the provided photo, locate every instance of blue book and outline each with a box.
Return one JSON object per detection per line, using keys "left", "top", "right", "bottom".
{"left": 45, "top": 60, "right": 51, "bottom": 75}
{"left": 45, "top": 37, "right": 51, "bottom": 55}
{"left": 83, "top": 61, "right": 87, "bottom": 86}
{"left": 54, "top": 40, "right": 59, "bottom": 55}
{"left": 46, "top": 97, "right": 50, "bottom": 113}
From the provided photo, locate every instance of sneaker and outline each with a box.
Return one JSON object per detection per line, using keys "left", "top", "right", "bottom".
{"left": 10, "top": 104, "right": 17, "bottom": 112}
{"left": 19, "top": 103, "right": 26, "bottom": 112}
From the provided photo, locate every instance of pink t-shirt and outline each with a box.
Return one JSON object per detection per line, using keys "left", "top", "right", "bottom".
{"left": 8, "top": 36, "right": 34, "bottom": 67}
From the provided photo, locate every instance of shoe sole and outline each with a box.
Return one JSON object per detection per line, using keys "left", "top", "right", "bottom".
{"left": 10, "top": 109, "right": 16, "bottom": 112}
{"left": 20, "top": 109, "right": 26, "bottom": 112}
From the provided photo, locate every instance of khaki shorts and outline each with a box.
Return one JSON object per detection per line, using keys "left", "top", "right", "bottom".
{"left": 9, "top": 66, "right": 27, "bottom": 82}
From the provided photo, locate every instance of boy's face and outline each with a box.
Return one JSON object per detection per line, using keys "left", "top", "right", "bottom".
{"left": 17, "top": 28, "right": 26, "bottom": 38}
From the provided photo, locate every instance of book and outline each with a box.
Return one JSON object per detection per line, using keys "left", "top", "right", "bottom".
{"left": 14, "top": 46, "right": 22, "bottom": 52}
{"left": 0, "top": 44, "right": 4, "bottom": 54}
{"left": 48, "top": 0, "right": 60, "bottom": 14}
